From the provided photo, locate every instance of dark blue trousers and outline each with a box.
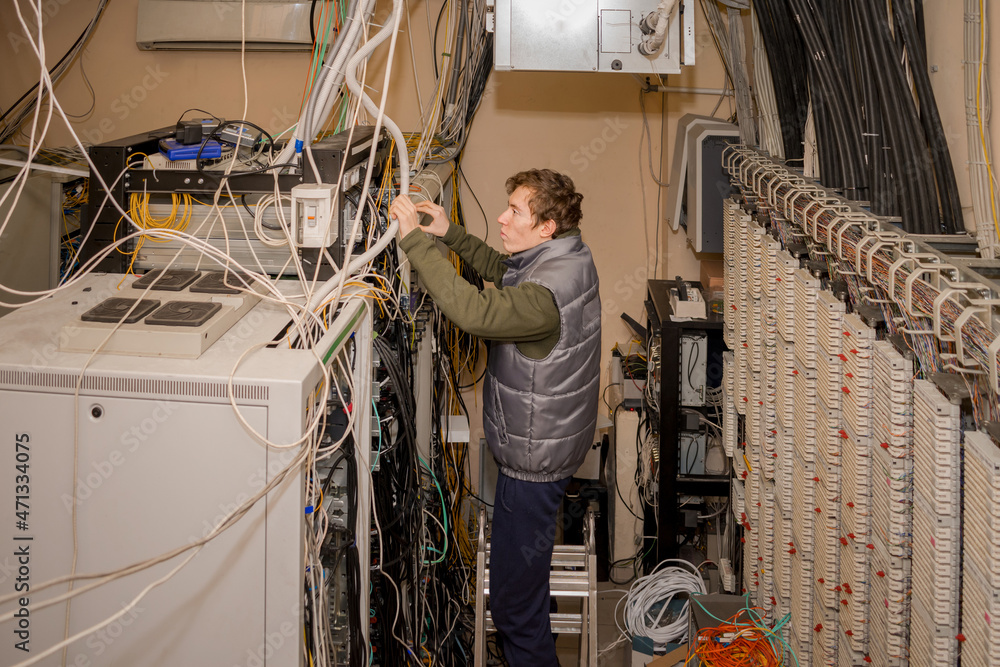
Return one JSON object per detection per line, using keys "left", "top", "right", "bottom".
{"left": 489, "top": 471, "right": 570, "bottom": 667}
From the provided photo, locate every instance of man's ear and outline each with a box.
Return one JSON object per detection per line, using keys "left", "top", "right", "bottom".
{"left": 539, "top": 218, "right": 557, "bottom": 239}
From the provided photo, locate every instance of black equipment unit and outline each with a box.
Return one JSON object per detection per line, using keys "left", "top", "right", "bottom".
{"left": 81, "top": 126, "right": 389, "bottom": 277}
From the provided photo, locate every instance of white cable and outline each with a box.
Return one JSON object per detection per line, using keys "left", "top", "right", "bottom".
{"left": 751, "top": 3, "right": 782, "bottom": 158}
{"left": 277, "top": 0, "right": 375, "bottom": 165}
{"left": 10, "top": 548, "right": 202, "bottom": 667}
{"left": 306, "top": 0, "right": 411, "bottom": 313}
{"left": 623, "top": 559, "right": 707, "bottom": 644}
{"left": 638, "top": 0, "right": 679, "bottom": 56}
{"left": 253, "top": 193, "right": 292, "bottom": 247}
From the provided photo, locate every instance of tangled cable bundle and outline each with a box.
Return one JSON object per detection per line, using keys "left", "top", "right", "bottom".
{"left": 686, "top": 604, "right": 791, "bottom": 667}
{"left": 624, "top": 559, "right": 708, "bottom": 644}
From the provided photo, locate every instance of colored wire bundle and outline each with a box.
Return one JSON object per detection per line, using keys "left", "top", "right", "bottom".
{"left": 128, "top": 192, "right": 194, "bottom": 237}
{"left": 686, "top": 600, "right": 794, "bottom": 667}
{"left": 727, "top": 147, "right": 1000, "bottom": 421}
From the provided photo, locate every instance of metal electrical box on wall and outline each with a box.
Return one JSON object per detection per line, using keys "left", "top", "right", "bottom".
{"left": 489, "top": 0, "right": 695, "bottom": 73}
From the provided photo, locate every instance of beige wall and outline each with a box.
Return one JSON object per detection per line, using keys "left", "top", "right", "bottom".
{"left": 2, "top": 0, "right": 994, "bottom": 459}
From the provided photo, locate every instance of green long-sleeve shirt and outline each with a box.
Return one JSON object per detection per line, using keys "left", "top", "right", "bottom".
{"left": 398, "top": 223, "right": 570, "bottom": 359}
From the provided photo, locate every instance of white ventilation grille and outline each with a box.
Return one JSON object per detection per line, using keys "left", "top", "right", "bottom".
{"left": 0, "top": 370, "right": 268, "bottom": 401}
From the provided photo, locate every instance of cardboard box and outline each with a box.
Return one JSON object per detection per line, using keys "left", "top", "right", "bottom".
{"left": 646, "top": 644, "right": 688, "bottom": 667}
{"left": 699, "top": 259, "right": 724, "bottom": 292}
{"left": 627, "top": 636, "right": 669, "bottom": 667}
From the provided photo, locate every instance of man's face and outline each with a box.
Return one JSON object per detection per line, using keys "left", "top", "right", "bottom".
{"left": 497, "top": 186, "right": 551, "bottom": 254}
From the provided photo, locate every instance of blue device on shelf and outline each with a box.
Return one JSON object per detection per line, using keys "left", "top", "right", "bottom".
{"left": 158, "top": 138, "right": 223, "bottom": 161}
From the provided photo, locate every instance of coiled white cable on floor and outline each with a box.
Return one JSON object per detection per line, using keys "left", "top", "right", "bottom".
{"left": 624, "top": 559, "right": 707, "bottom": 644}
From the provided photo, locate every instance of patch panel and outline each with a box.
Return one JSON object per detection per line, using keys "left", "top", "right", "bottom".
{"left": 816, "top": 395, "right": 844, "bottom": 469}
{"left": 722, "top": 351, "right": 737, "bottom": 457}
{"left": 734, "top": 335, "right": 747, "bottom": 414}
{"left": 791, "top": 448, "right": 818, "bottom": 550}
{"left": 789, "top": 545, "right": 815, "bottom": 665}
{"left": 868, "top": 539, "right": 911, "bottom": 666}
{"left": 775, "top": 249, "right": 799, "bottom": 342}
{"left": 817, "top": 289, "right": 847, "bottom": 357}
{"left": 758, "top": 480, "right": 776, "bottom": 574}
{"left": 720, "top": 181, "right": 1000, "bottom": 667}
{"left": 910, "top": 591, "right": 958, "bottom": 666}
{"left": 773, "top": 423, "right": 794, "bottom": 515}
{"left": 837, "top": 539, "right": 870, "bottom": 655}
{"left": 817, "top": 351, "right": 845, "bottom": 409}
{"left": 912, "top": 380, "right": 961, "bottom": 516}
{"left": 911, "top": 488, "right": 961, "bottom": 621}
{"left": 813, "top": 601, "right": 839, "bottom": 665}
{"left": 961, "top": 431, "right": 1000, "bottom": 666}
{"left": 773, "top": 490, "right": 793, "bottom": 598}
{"left": 841, "top": 314, "right": 877, "bottom": 439}
{"left": 760, "top": 235, "right": 781, "bottom": 300}
{"left": 792, "top": 269, "right": 821, "bottom": 368}
{"left": 775, "top": 338, "right": 796, "bottom": 429}
{"left": 732, "top": 477, "right": 746, "bottom": 520}
{"left": 960, "top": 554, "right": 1000, "bottom": 666}
{"left": 963, "top": 431, "right": 1000, "bottom": 585}
{"left": 748, "top": 299, "right": 764, "bottom": 375}
{"left": 791, "top": 364, "right": 819, "bottom": 463}
{"left": 840, "top": 434, "right": 870, "bottom": 537}
{"left": 838, "top": 638, "right": 867, "bottom": 667}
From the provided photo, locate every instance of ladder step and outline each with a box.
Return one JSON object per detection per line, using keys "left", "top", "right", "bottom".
{"left": 484, "top": 544, "right": 585, "bottom": 556}
{"left": 483, "top": 548, "right": 587, "bottom": 568}
{"left": 483, "top": 570, "right": 591, "bottom": 596}
{"left": 484, "top": 612, "right": 584, "bottom": 634}
{"left": 551, "top": 555, "right": 587, "bottom": 567}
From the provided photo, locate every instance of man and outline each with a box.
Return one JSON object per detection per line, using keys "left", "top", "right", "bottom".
{"left": 390, "top": 169, "right": 601, "bottom": 666}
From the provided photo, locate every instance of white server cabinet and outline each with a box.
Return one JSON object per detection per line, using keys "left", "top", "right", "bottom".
{"left": 607, "top": 408, "right": 643, "bottom": 580}
{"left": 0, "top": 273, "right": 371, "bottom": 666}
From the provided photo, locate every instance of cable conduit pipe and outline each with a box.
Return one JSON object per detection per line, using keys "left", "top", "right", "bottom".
{"left": 307, "top": 0, "right": 409, "bottom": 313}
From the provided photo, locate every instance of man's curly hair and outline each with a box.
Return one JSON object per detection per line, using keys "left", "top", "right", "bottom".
{"left": 505, "top": 169, "right": 583, "bottom": 236}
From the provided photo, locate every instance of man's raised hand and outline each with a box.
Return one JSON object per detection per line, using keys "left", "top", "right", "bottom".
{"left": 413, "top": 201, "right": 451, "bottom": 237}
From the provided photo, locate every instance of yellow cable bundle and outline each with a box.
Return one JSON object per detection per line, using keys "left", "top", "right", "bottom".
{"left": 128, "top": 193, "right": 194, "bottom": 239}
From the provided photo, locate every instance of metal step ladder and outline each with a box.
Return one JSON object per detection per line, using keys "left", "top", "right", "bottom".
{"left": 474, "top": 505, "right": 598, "bottom": 667}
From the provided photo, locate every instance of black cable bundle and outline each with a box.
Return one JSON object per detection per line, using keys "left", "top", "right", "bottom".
{"left": 753, "top": 0, "right": 810, "bottom": 161}
{"left": 340, "top": 436, "right": 367, "bottom": 667}
{"left": 890, "top": 0, "right": 962, "bottom": 233}
{"left": 784, "top": 0, "right": 869, "bottom": 198}
{"left": 370, "top": 327, "right": 423, "bottom": 665}
{"left": 852, "top": 0, "right": 941, "bottom": 232}
{"left": 463, "top": 33, "right": 495, "bottom": 129}
{"left": 843, "top": 2, "right": 890, "bottom": 215}
{"left": 755, "top": 0, "right": 962, "bottom": 234}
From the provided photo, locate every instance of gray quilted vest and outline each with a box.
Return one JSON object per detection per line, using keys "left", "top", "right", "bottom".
{"left": 482, "top": 234, "right": 601, "bottom": 482}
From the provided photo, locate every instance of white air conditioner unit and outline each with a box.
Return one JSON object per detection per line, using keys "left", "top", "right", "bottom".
{"left": 136, "top": 0, "right": 314, "bottom": 51}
